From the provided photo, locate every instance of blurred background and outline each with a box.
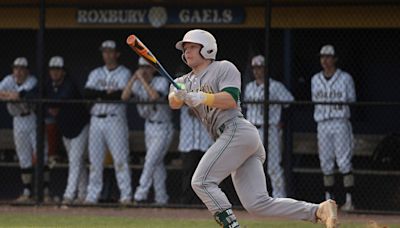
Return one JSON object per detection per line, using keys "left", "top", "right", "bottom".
{"left": 0, "top": 0, "right": 399, "bottom": 213}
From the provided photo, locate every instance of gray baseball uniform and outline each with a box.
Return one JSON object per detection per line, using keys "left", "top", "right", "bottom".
{"left": 171, "top": 60, "right": 318, "bottom": 222}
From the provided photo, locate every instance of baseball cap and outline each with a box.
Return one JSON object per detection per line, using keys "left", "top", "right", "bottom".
{"left": 251, "top": 55, "right": 265, "bottom": 67}
{"left": 48, "top": 56, "right": 64, "bottom": 68}
{"left": 99, "top": 40, "right": 117, "bottom": 51}
{"left": 138, "top": 57, "right": 151, "bottom": 67}
{"left": 320, "top": 45, "right": 335, "bottom": 56}
{"left": 12, "top": 57, "right": 28, "bottom": 68}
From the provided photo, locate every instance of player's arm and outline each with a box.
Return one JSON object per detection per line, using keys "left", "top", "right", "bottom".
{"left": 140, "top": 77, "right": 160, "bottom": 101}
{"left": 347, "top": 75, "right": 356, "bottom": 102}
{"left": 121, "top": 74, "right": 137, "bottom": 101}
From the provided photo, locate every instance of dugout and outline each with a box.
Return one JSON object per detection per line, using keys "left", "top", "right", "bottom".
{"left": 0, "top": 0, "right": 399, "bottom": 211}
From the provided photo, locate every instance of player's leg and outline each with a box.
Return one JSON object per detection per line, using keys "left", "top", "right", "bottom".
{"left": 77, "top": 125, "right": 89, "bottom": 202}
{"left": 152, "top": 123, "right": 174, "bottom": 204}
{"left": 232, "top": 131, "right": 337, "bottom": 227}
{"left": 191, "top": 118, "right": 260, "bottom": 227}
{"left": 334, "top": 120, "right": 354, "bottom": 211}
{"left": 134, "top": 122, "right": 163, "bottom": 202}
{"left": 317, "top": 121, "right": 336, "bottom": 200}
{"left": 267, "top": 125, "right": 286, "bottom": 198}
{"left": 13, "top": 118, "right": 33, "bottom": 201}
{"left": 85, "top": 119, "right": 106, "bottom": 203}
{"left": 62, "top": 125, "right": 89, "bottom": 202}
{"left": 105, "top": 117, "right": 131, "bottom": 202}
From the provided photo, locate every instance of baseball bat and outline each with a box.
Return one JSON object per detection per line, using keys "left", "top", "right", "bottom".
{"left": 126, "top": 35, "right": 181, "bottom": 89}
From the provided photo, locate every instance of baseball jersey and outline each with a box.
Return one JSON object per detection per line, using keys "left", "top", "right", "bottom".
{"left": 46, "top": 77, "right": 90, "bottom": 139}
{"left": 132, "top": 76, "right": 171, "bottom": 122}
{"left": 244, "top": 79, "right": 294, "bottom": 126}
{"left": 312, "top": 68, "right": 356, "bottom": 122}
{"left": 179, "top": 106, "right": 213, "bottom": 152}
{"left": 172, "top": 60, "right": 242, "bottom": 139}
{"left": 0, "top": 75, "right": 37, "bottom": 116}
{"left": 85, "top": 65, "right": 131, "bottom": 116}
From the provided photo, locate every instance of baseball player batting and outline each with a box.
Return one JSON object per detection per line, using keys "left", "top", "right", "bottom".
{"left": 312, "top": 45, "right": 356, "bottom": 211}
{"left": 244, "top": 55, "right": 294, "bottom": 198}
{"left": 168, "top": 29, "right": 338, "bottom": 228}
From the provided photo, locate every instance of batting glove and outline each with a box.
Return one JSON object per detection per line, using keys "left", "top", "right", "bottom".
{"left": 173, "top": 88, "right": 187, "bottom": 101}
{"left": 185, "top": 92, "right": 215, "bottom": 107}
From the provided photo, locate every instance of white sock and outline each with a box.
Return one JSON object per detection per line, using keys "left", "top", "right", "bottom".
{"left": 345, "top": 193, "right": 352, "bottom": 204}
{"left": 325, "top": 192, "right": 331, "bottom": 200}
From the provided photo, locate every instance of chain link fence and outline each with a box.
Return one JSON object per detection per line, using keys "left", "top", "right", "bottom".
{"left": 0, "top": 0, "right": 399, "bottom": 213}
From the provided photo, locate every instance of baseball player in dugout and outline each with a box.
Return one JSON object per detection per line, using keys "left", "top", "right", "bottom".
{"left": 83, "top": 40, "right": 132, "bottom": 204}
{"left": 244, "top": 55, "right": 294, "bottom": 198}
{"left": 312, "top": 45, "right": 356, "bottom": 212}
{"left": 45, "top": 56, "right": 90, "bottom": 206}
{"left": 122, "top": 57, "right": 173, "bottom": 205}
{"left": 168, "top": 29, "right": 338, "bottom": 228}
{"left": 0, "top": 57, "right": 51, "bottom": 202}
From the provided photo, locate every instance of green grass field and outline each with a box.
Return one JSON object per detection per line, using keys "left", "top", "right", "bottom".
{"left": 0, "top": 214, "right": 398, "bottom": 228}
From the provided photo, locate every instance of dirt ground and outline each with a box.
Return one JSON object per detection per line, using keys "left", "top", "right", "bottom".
{"left": 0, "top": 205, "right": 399, "bottom": 225}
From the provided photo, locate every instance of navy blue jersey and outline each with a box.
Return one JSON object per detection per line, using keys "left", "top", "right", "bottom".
{"left": 46, "top": 77, "right": 90, "bottom": 139}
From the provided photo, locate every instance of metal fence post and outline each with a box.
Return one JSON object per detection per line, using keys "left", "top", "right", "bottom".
{"left": 34, "top": 0, "right": 46, "bottom": 205}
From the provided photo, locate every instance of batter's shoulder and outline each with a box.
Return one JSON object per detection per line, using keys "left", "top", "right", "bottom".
{"left": 339, "top": 69, "right": 353, "bottom": 79}
{"left": 216, "top": 60, "right": 239, "bottom": 71}
{"left": 1, "top": 74, "right": 13, "bottom": 82}
{"left": 118, "top": 65, "right": 131, "bottom": 74}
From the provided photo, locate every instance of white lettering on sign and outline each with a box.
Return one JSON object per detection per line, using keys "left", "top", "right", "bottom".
{"left": 77, "top": 9, "right": 147, "bottom": 24}
{"left": 179, "top": 9, "right": 234, "bottom": 24}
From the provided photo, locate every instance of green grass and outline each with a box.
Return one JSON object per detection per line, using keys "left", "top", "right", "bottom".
{"left": 0, "top": 214, "right": 398, "bottom": 228}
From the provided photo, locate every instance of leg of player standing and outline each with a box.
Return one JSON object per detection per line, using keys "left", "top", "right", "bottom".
{"left": 334, "top": 120, "right": 354, "bottom": 211}
{"left": 13, "top": 115, "right": 35, "bottom": 202}
{"left": 170, "top": 29, "right": 338, "bottom": 228}
{"left": 104, "top": 116, "right": 132, "bottom": 203}
{"left": 62, "top": 125, "right": 89, "bottom": 203}
{"left": 85, "top": 118, "right": 107, "bottom": 203}
{"left": 134, "top": 121, "right": 172, "bottom": 204}
{"left": 317, "top": 121, "right": 336, "bottom": 200}
{"left": 267, "top": 124, "right": 286, "bottom": 198}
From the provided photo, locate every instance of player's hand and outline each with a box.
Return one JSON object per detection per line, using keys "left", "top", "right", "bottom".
{"left": 6, "top": 91, "right": 20, "bottom": 100}
{"left": 185, "top": 92, "right": 206, "bottom": 107}
{"left": 174, "top": 88, "right": 187, "bottom": 101}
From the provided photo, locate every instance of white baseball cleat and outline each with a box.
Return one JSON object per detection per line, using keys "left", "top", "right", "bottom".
{"left": 340, "top": 201, "right": 355, "bottom": 212}
{"left": 317, "top": 199, "right": 338, "bottom": 228}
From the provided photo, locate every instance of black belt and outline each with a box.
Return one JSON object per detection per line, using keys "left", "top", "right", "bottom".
{"left": 254, "top": 124, "right": 263, "bottom": 129}
{"left": 20, "top": 112, "right": 31, "bottom": 117}
{"left": 95, "top": 114, "right": 116, "bottom": 118}
{"left": 148, "top": 120, "right": 165, "bottom": 124}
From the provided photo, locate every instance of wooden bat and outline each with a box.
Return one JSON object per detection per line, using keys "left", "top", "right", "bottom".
{"left": 126, "top": 35, "right": 181, "bottom": 89}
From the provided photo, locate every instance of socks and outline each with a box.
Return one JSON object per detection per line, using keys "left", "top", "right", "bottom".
{"left": 214, "top": 209, "right": 240, "bottom": 228}
{"left": 21, "top": 167, "right": 33, "bottom": 196}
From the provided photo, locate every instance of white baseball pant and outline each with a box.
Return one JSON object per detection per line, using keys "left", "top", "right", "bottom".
{"left": 134, "top": 121, "right": 173, "bottom": 204}
{"left": 63, "top": 124, "right": 89, "bottom": 200}
{"left": 86, "top": 115, "right": 132, "bottom": 202}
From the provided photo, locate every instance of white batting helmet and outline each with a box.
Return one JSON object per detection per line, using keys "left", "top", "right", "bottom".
{"left": 175, "top": 29, "right": 218, "bottom": 60}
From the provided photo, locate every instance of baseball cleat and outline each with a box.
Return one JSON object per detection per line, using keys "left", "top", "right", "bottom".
{"left": 340, "top": 201, "right": 355, "bottom": 212}
{"left": 317, "top": 199, "right": 338, "bottom": 228}
{"left": 15, "top": 194, "right": 31, "bottom": 203}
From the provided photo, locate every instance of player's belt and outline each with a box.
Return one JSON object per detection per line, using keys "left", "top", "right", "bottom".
{"left": 94, "top": 114, "right": 116, "bottom": 118}
{"left": 254, "top": 125, "right": 262, "bottom": 129}
{"left": 148, "top": 120, "right": 165, "bottom": 124}
{"left": 19, "top": 112, "right": 31, "bottom": 117}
